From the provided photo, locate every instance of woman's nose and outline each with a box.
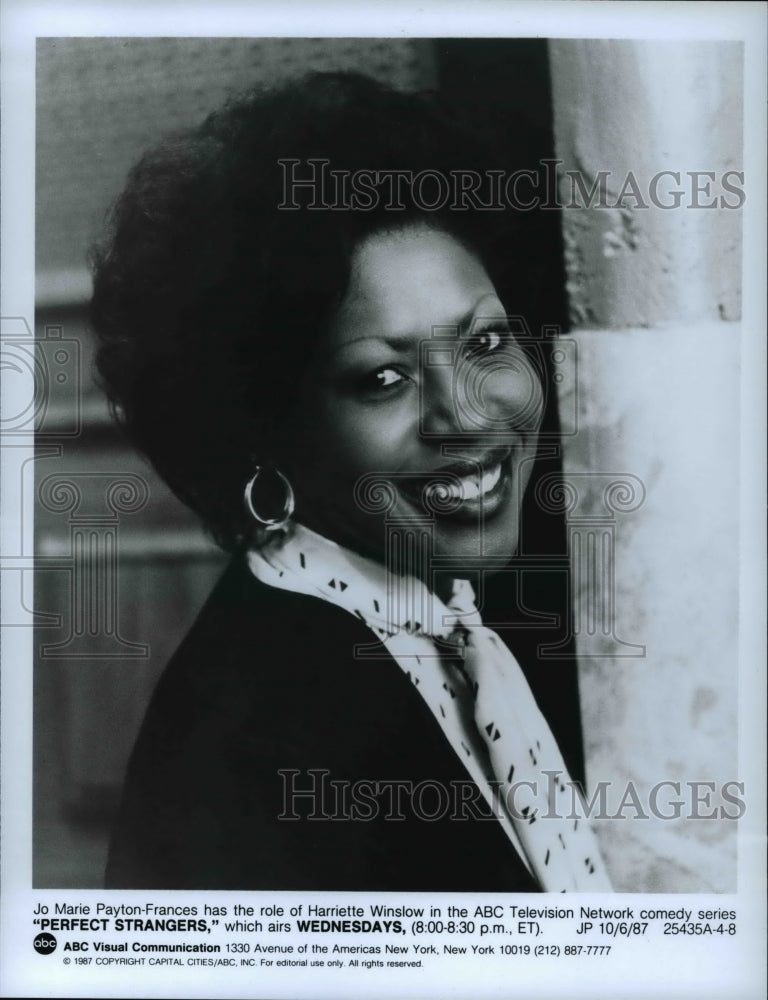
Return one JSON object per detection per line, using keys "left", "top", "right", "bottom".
{"left": 420, "top": 362, "right": 464, "bottom": 437}
{"left": 421, "top": 344, "right": 543, "bottom": 437}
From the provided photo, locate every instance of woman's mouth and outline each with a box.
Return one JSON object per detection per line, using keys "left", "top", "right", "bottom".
{"left": 433, "top": 462, "right": 502, "bottom": 501}
{"left": 397, "top": 450, "right": 513, "bottom": 522}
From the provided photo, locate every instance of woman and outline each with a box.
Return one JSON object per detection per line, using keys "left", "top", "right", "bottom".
{"left": 91, "top": 71, "right": 611, "bottom": 891}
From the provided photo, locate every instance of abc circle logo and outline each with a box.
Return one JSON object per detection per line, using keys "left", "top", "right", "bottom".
{"left": 34, "top": 931, "right": 57, "bottom": 955}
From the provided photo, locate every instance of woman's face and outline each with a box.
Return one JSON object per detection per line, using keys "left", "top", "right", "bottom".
{"left": 279, "top": 223, "right": 544, "bottom": 574}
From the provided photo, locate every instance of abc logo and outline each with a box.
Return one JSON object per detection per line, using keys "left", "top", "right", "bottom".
{"left": 34, "top": 932, "right": 57, "bottom": 955}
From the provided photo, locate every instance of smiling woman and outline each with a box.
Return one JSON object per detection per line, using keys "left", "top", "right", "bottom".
{"left": 281, "top": 224, "right": 544, "bottom": 577}
{"left": 91, "top": 71, "right": 609, "bottom": 891}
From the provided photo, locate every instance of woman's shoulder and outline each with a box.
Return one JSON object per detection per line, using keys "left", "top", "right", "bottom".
{"left": 165, "top": 552, "right": 383, "bottom": 680}
{"left": 134, "top": 552, "right": 406, "bottom": 750}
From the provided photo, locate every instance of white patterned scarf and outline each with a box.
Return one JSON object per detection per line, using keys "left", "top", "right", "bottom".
{"left": 247, "top": 522, "right": 612, "bottom": 892}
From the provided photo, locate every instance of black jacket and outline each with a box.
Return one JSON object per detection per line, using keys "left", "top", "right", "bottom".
{"left": 106, "top": 554, "right": 584, "bottom": 891}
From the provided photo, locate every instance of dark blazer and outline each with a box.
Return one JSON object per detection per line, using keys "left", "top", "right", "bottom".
{"left": 106, "top": 554, "right": 585, "bottom": 891}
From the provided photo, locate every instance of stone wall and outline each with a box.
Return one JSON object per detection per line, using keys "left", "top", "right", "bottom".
{"left": 549, "top": 39, "right": 742, "bottom": 891}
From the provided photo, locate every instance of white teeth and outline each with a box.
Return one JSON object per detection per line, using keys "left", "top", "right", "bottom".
{"left": 481, "top": 463, "right": 502, "bottom": 494}
{"left": 433, "top": 463, "right": 502, "bottom": 501}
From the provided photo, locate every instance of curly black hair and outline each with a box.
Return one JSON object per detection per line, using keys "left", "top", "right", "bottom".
{"left": 90, "top": 71, "right": 541, "bottom": 550}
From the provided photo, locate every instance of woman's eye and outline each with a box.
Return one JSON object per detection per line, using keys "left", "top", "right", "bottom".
{"left": 465, "top": 327, "right": 509, "bottom": 357}
{"left": 375, "top": 368, "right": 404, "bottom": 388}
{"left": 357, "top": 367, "right": 407, "bottom": 393}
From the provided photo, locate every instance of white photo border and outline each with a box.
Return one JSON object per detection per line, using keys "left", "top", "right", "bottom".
{"left": 1, "top": 2, "right": 766, "bottom": 998}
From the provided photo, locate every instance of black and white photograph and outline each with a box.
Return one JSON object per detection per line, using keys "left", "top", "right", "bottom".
{"left": 1, "top": 2, "right": 765, "bottom": 998}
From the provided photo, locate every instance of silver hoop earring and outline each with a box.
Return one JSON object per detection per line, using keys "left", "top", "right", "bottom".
{"left": 243, "top": 466, "right": 295, "bottom": 531}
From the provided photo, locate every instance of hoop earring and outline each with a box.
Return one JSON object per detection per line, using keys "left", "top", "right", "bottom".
{"left": 243, "top": 466, "right": 295, "bottom": 531}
